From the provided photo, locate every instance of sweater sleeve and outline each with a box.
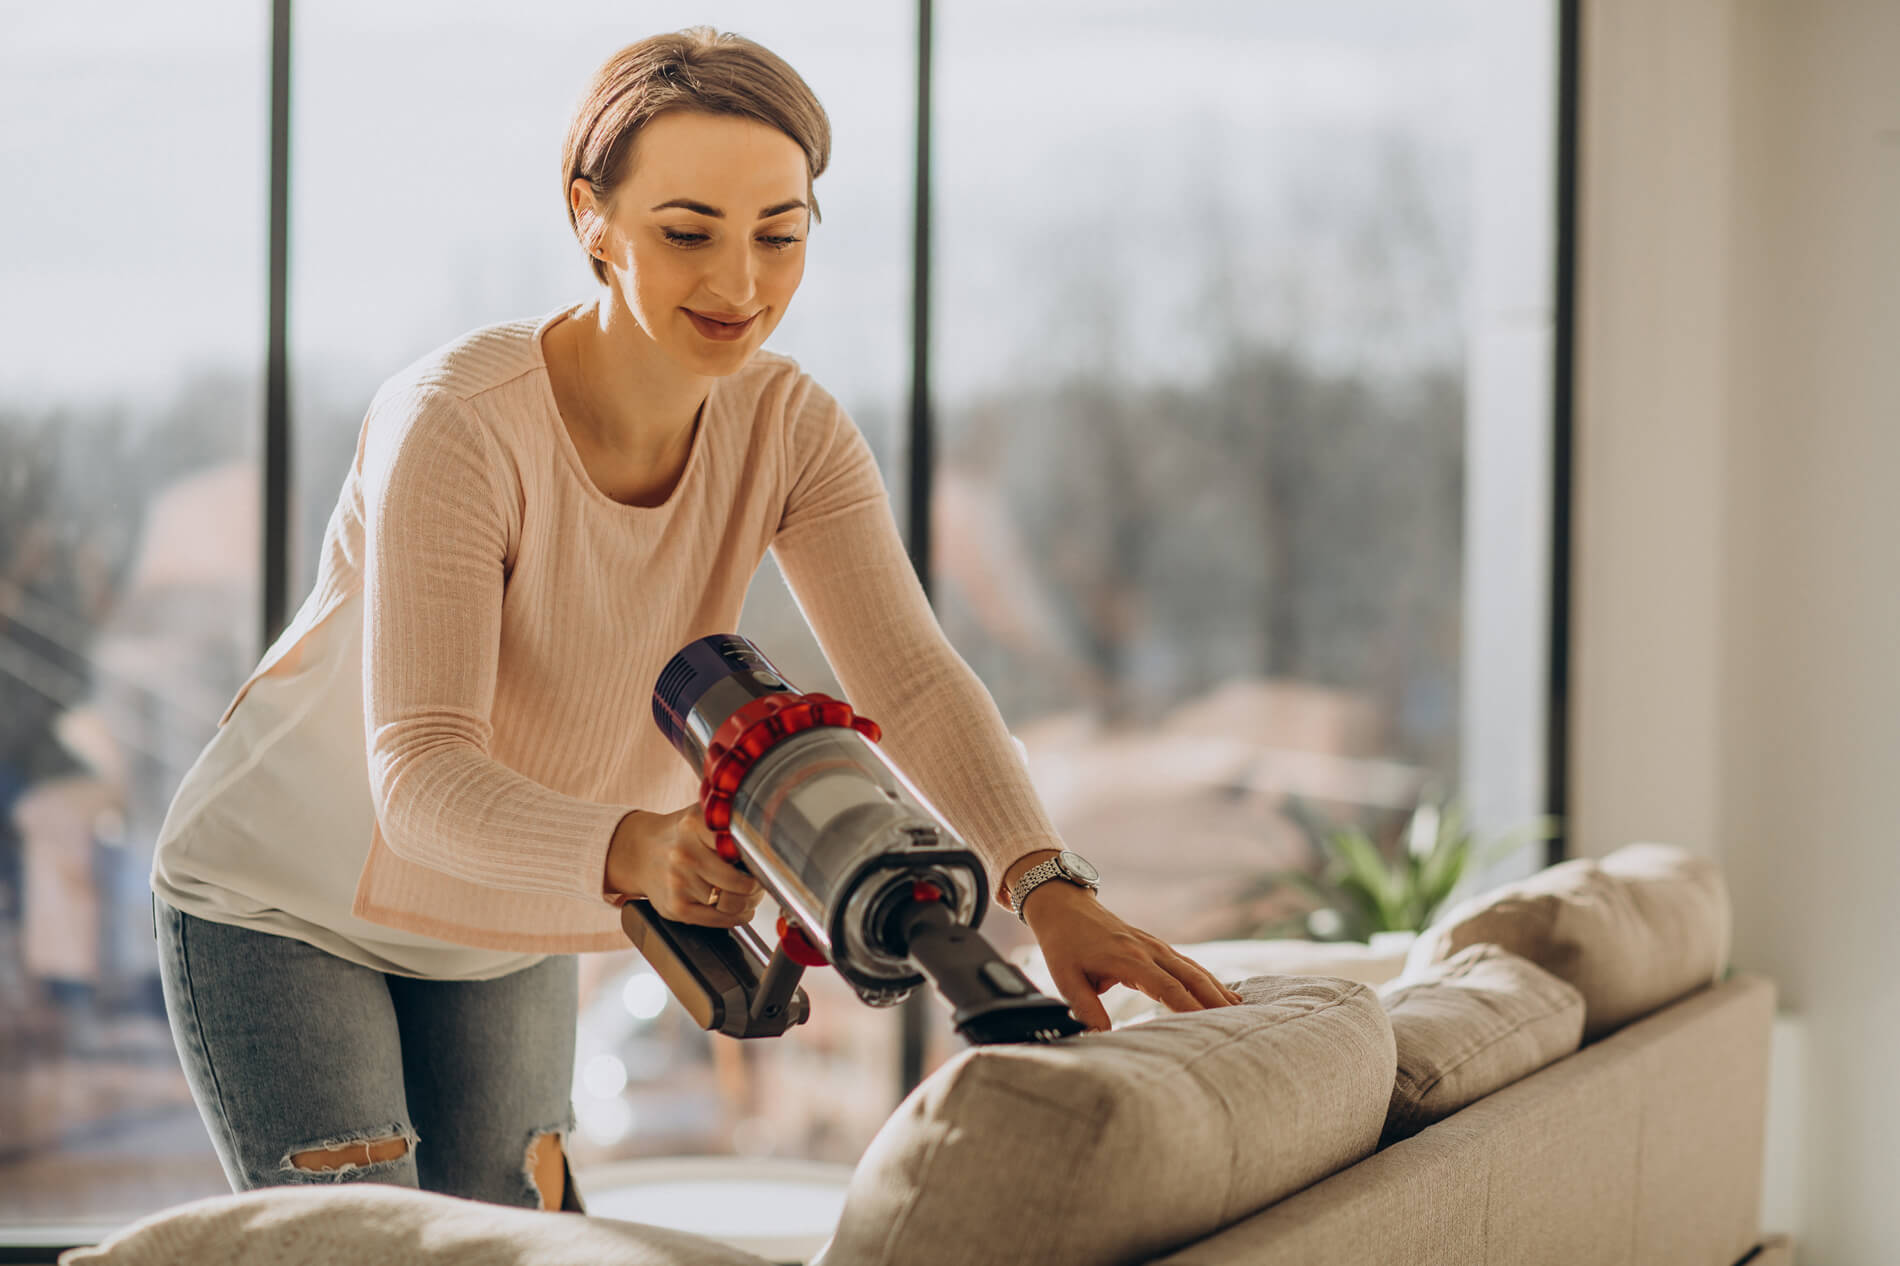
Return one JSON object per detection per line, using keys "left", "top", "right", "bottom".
{"left": 359, "top": 385, "right": 636, "bottom": 904}
{"left": 770, "top": 374, "right": 1066, "bottom": 909}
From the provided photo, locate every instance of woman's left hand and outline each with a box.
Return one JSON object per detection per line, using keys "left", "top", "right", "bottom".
{"left": 1025, "top": 885, "right": 1245, "bottom": 1032}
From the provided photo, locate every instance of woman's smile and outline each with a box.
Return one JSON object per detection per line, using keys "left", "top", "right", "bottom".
{"left": 684, "top": 308, "right": 759, "bottom": 341}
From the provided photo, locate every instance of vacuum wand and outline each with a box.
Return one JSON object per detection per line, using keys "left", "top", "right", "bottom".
{"left": 612, "top": 634, "right": 1083, "bottom": 1045}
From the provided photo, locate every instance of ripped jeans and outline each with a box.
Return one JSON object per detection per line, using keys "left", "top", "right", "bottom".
{"left": 152, "top": 893, "right": 584, "bottom": 1211}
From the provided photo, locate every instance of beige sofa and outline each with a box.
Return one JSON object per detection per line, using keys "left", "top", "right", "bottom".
{"left": 1147, "top": 972, "right": 1779, "bottom": 1265}
{"left": 61, "top": 844, "right": 1785, "bottom": 1266}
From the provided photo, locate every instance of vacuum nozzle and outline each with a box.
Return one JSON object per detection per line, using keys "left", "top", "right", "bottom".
{"left": 890, "top": 894, "right": 1085, "bottom": 1044}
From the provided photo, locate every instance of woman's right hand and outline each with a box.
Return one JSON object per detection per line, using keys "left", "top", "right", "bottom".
{"left": 605, "top": 806, "right": 765, "bottom": 928}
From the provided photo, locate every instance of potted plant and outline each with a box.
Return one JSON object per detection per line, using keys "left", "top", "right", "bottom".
{"left": 1239, "top": 794, "right": 1560, "bottom": 951}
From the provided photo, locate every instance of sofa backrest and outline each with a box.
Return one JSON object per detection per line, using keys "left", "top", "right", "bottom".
{"left": 1407, "top": 842, "right": 1732, "bottom": 1042}
{"left": 1145, "top": 973, "right": 1775, "bottom": 1266}
{"left": 811, "top": 976, "right": 1396, "bottom": 1266}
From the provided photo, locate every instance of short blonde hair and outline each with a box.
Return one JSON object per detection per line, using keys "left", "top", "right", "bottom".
{"left": 561, "top": 27, "right": 832, "bottom": 286}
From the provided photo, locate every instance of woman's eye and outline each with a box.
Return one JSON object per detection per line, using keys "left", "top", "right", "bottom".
{"left": 661, "top": 229, "right": 800, "bottom": 250}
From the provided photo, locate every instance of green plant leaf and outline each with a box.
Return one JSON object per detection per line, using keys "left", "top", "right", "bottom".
{"left": 1329, "top": 828, "right": 1399, "bottom": 913}
{"left": 1244, "top": 799, "right": 1570, "bottom": 943}
{"left": 1330, "top": 871, "right": 1382, "bottom": 930}
{"left": 1418, "top": 832, "right": 1472, "bottom": 916}
{"left": 1423, "top": 812, "right": 1564, "bottom": 919}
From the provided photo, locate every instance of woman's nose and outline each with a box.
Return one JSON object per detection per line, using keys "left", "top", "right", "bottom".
{"left": 704, "top": 240, "right": 757, "bottom": 308}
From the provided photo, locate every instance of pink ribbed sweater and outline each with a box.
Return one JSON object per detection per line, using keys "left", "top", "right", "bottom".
{"left": 175, "top": 300, "right": 1064, "bottom": 958}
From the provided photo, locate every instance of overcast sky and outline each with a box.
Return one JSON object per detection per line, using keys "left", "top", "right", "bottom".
{"left": 0, "top": 1, "right": 1504, "bottom": 421}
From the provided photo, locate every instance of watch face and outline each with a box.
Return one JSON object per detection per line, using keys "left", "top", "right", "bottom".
{"left": 1057, "top": 850, "right": 1099, "bottom": 883}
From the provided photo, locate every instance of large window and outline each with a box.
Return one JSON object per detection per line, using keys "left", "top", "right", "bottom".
{"left": 0, "top": 0, "right": 269, "bottom": 1228}
{"left": 0, "top": 0, "right": 1562, "bottom": 1244}
{"left": 930, "top": 0, "right": 1563, "bottom": 950}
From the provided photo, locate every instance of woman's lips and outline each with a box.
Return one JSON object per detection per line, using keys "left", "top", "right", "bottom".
{"left": 685, "top": 309, "right": 758, "bottom": 342}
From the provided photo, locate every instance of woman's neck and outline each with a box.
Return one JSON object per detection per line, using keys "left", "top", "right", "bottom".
{"left": 566, "top": 295, "right": 710, "bottom": 460}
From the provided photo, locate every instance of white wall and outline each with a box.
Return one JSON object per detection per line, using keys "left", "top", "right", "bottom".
{"left": 1570, "top": 2, "right": 1900, "bottom": 1261}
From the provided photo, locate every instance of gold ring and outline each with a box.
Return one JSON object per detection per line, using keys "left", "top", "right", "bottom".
{"left": 707, "top": 886, "right": 722, "bottom": 907}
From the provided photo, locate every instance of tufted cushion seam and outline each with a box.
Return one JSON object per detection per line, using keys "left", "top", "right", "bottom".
{"left": 1179, "top": 988, "right": 1371, "bottom": 1068}
{"left": 1076, "top": 985, "right": 1377, "bottom": 1094}
{"left": 1395, "top": 983, "right": 1581, "bottom": 1102}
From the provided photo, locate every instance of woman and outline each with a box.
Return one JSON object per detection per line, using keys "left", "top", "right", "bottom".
{"left": 148, "top": 27, "right": 1241, "bottom": 1214}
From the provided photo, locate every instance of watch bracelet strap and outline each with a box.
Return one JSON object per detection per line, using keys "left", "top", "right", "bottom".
{"left": 1009, "top": 857, "right": 1092, "bottom": 921}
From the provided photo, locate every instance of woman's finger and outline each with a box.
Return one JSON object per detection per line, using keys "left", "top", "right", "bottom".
{"left": 1129, "top": 958, "right": 1206, "bottom": 1015}
{"left": 662, "top": 895, "right": 737, "bottom": 927}
{"left": 682, "top": 895, "right": 756, "bottom": 929}
{"left": 687, "top": 849, "right": 761, "bottom": 896}
{"left": 712, "top": 884, "right": 764, "bottom": 911}
{"left": 660, "top": 867, "right": 722, "bottom": 921}
{"left": 684, "top": 815, "right": 760, "bottom": 889}
{"left": 1164, "top": 949, "right": 1245, "bottom": 1008}
{"left": 1051, "top": 966, "right": 1114, "bottom": 1033}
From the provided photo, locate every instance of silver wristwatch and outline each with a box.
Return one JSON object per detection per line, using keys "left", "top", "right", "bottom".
{"left": 1007, "top": 849, "right": 1101, "bottom": 921}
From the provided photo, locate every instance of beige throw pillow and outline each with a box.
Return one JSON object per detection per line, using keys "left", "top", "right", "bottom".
{"left": 812, "top": 975, "right": 1396, "bottom": 1266}
{"left": 1377, "top": 943, "right": 1585, "bottom": 1143}
{"left": 57, "top": 1184, "right": 768, "bottom": 1266}
{"left": 1406, "top": 842, "right": 1732, "bottom": 1041}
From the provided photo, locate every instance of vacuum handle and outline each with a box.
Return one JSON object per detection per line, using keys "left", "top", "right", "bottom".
{"left": 617, "top": 901, "right": 811, "bottom": 1038}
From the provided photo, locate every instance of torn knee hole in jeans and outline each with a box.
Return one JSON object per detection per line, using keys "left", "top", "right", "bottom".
{"left": 522, "top": 1124, "right": 570, "bottom": 1206}
{"left": 285, "top": 1124, "right": 420, "bottom": 1176}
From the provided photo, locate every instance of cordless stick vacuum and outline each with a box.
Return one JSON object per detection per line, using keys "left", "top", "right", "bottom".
{"left": 609, "top": 634, "right": 1084, "bottom": 1045}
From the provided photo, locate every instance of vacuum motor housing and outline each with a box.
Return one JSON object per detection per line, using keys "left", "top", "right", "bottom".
{"left": 652, "top": 634, "right": 989, "bottom": 1007}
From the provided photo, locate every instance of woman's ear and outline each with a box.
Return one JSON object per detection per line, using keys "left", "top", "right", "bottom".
{"left": 572, "top": 182, "right": 609, "bottom": 258}
{"left": 577, "top": 209, "right": 606, "bottom": 257}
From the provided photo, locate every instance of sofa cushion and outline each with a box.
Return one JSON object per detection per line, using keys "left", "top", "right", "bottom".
{"left": 1143, "top": 976, "right": 1776, "bottom": 1266}
{"left": 56, "top": 1183, "right": 768, "bottom": 1266}
{"left": 1376, "top": 943, "right": 1585, "bottom": 1143}
{"left": 1012, "top": 936, "right": 1411, "bottom": 1029}
{"left": 812, "top": 974, "right": 1396, "bottom": 1266}
{"left": 1406, "top": 842, "right": 1731, "bottom": 1041}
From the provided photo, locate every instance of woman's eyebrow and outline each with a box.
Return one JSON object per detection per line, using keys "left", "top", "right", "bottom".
{"left": 650, "top": 197, "right": 808, "bottom": 220}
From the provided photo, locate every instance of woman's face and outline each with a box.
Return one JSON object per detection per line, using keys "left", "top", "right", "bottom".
{"left": 588, "top": 110, "right": 811, "bottom": 376}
